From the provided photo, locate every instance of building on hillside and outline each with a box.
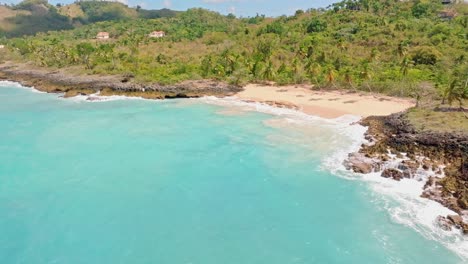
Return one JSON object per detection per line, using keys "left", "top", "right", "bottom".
{"left": 441, "top": 0, "right": 461, "bottom": 4}
{"left": 96, "top": 32, "right": 110, "bottom": 40}
{"left": 149, "top": 31, "right": 166, "bottom": 38}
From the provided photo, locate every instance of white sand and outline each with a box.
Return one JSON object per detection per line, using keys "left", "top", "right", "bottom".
{"left": 236, "top": 84, "right": 415, "bottom": 118}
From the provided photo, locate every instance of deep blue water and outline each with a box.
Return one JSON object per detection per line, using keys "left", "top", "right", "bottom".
{"left": 0, "top": 83, "right": 464, "bottom": 263}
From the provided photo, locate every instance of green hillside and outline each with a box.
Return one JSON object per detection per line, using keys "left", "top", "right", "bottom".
{"left": 0, "top": 0, "right": 178, "bottom": 37}
{"left": 1, "top": 0, "right": 73, "bottom": 37}
{"left": 0, "top": 5, "right": 31, "bottom": 32}
{"left": 2, "top": 0, "right": 467, "bottom": 103}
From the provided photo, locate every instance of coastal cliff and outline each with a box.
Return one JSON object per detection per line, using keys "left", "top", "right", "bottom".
{"left": 0, "top": 62, "right": 242, "bottom": 99}
{"left": 346, "top": 112, "right": 468, "bottom": 233}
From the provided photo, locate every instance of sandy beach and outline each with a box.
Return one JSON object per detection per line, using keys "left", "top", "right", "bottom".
{"left": 236, "top": 84, "right": 415, "bottom": 118}
{"left": 0, "top": 62, "right": 414, "bottom": 119}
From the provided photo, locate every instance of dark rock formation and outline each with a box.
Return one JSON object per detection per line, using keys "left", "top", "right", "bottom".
{"left": 346, "top": 112, "right": 468, "bottom": 234}
{"left": 381, "top": 168, "right": 404, "bottom": 181}
{"left": 0, "top": 62, "right": 243, "bottom": 99}
{"left": 448, "top": 215, "right": 468, "bottom": 234}
{"left": 344, "top": 152, "right": 381, "bottom": 174}
{"left": 398, "top": 160, "right": 419, "bottom": 178}
{"left": 436, "top": 215, "right": 453, "bottom": 231}
{"left": 436, "top": 215, "right": 468, "bottom": 234}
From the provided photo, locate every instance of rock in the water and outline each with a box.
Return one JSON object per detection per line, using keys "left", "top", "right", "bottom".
{"left": 398, "top": 160, "right": 419, "bottom": 177}
{"left": 442, "top": 198, "right": 462, "bottom": 214}
{"left": 350, "top": 162, "right": 373, "bottom": 174}
{"left": 344, "top": 153, "right": 377, "bottom": 174}
{"left": 423, "top": 176, "right": 435, "bottom": 190}
{"left": 447, "top": 214, "right": 468, "bottom": 234}
{"left": 381, "top": 168, "right": 404, "bottom": 181}
{"left": 355, "top": 114, "right": 468, "bottom": 235}
{"left": 448, "top": 214, "right": 463, "bottom": 226}
{"left": 436, "top": 216, "right": 453, "bottom": 231}
{"left": 87, "top": 96, "right": 103, "bottom": 101}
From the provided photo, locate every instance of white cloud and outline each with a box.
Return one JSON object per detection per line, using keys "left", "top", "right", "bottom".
{"left": 137, "top": 2, "right": 147, "bottom": 8}
{"left": 163, "top": 0, "right": 172, "bottom": 8}
{"left": 203, "top": 0, "right": 239, "bottom": 3}
{"left": 228, "top": 6, "right": 236, "bottom": 14}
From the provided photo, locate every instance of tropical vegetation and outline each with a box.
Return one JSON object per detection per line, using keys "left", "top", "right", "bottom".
{"left": 0, "top": 0, "right": 467, "bottom": 104}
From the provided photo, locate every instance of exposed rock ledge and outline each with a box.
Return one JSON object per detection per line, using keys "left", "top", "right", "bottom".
{"left": 345, "top": 113, "right": 468, "bottom": 234}
{"left": 0, "top": 62, "right": 242, "bottom": 99}
{"left": 0, "top": 63, "right": 304, "bottom": 112}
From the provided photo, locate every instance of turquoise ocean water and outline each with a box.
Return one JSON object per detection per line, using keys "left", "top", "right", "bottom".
{"left": 0, "top": 82, "right": 466, "bottom": 263}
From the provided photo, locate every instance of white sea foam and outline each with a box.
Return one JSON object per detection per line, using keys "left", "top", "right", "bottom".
{"left": 197, "top": 96, "right": 362, "bottom": 125}
{"left": 0, "top": 80, "right": 46, "bottom": 93}
{"left": 0, "top": 81, "right": 151, "bottom": 102}
{"left": 321, "top": 118, "right": 468, "bottom": 261}
{"left": 29, "top": 87, "right": 47, "bottom": 94}
{"left": 0, "top": 80, "right": 24, "bottom": 88}
{"left": 64, "top": 89, "right": 156, "bottom": 103}
{"left": 66, "top": 93, "right": 148, "bottom": 103}
{"left": 361, "top": 172, "right": 468, "bottom": 261}
{"left": 198, "top": 96, "right": 468, "bottom": 260}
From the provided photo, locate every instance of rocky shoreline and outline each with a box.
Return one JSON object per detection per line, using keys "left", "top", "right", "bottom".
{"left": 345, "top": 113, "right": 468, "bottom": 234}
{"left": 0, "top": 62, "right": 243, "bottom": 99}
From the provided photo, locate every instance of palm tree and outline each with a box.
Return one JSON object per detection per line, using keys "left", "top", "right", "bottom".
{"left": 76, "top": 43, "right": 95, "bottom": 70}
{"left": 249, "top": 57, "right": 263, "bottom": 78}
{"left": 262, "top": 60, "right": 275, "bottom": 80}
{"left": 214, "top": 64, "right": 226, "bottom": 77}
{"left": 397, "top": 41, "right": 408, "bottom": 58}
{"left": 360, "top": 63, "right": 372, "bottom": 92}
{"left": 317, "top": 51, "right": 327, "bottom": 64}
{"left": 305, "top": 60, "right": 321, "bottom": 85}
{"left": 292, "top": 58, "right": 300, "bottom": 76}
{"left": 221, "top": 50, "right": 236, "bottom": 75}
{"left": 400, "top": 56, "right": 412, "bottom": 77}
{"left": 326, "top": 66, "right": 336, "bottom": 87}
{"left": 97, "top": 43, "right": 115, "bottom": 63}
{"left": 344, "top": 68, "right": 356, "bottom": 91}
{"left": 443, "top": 78, "right": 468, "bottom": 109}
{"left": 201, "top": 55, "right": 213, "bottom": 77}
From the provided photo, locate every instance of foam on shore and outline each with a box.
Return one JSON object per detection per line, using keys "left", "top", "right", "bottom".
{"left": 67, "top": 93, "right": 148, "bottom": 103}
{"left": 321, "top": 116, "right": 468, "bottom": 261}
{"left": 197, "top": 96, "right": 362, "bottom": 125}
{"left": 199, "top": 95, "right": 468, "bottom": 260}
{"left": 0, "top": 80, "right": 24, "bottom": 88}
{"left": 0, "top": 80, "right": 46, "bottom": 93}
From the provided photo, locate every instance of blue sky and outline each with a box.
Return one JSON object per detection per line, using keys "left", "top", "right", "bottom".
{"left": 1, "top": 0, "right": 338, "bottom": 17}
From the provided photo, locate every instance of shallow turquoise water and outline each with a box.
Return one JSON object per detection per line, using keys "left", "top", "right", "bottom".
{"left": 0, "top": 84, "right": 464, "bottom": 263}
